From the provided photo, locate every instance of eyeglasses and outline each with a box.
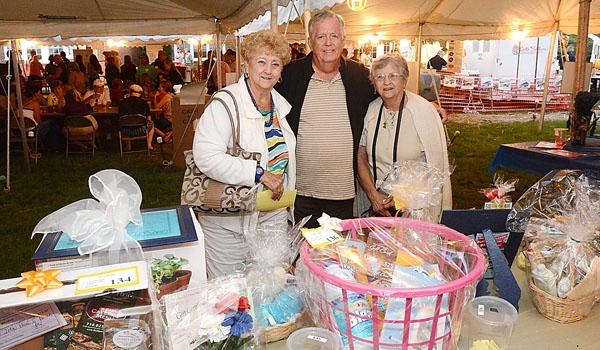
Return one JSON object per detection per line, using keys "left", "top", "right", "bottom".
{"left": 374, "top": 72, "right": 402, "bottom": 82}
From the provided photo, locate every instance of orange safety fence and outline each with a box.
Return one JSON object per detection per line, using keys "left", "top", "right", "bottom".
{"left": 435, "top": 72, "right": 571, "bottom": 113}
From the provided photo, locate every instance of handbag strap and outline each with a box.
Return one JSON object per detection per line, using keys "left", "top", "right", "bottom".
{"left": 206, "top": 89, "right": 242, "bottom": 155}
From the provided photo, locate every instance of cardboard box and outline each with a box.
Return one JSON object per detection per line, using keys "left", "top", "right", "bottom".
{"left": 171, "top": 83, "right": 207, "bottom": 167}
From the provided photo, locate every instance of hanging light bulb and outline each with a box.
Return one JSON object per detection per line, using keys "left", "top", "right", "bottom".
{"left": 347, "top": 0, "right": 367, "bottom": 12}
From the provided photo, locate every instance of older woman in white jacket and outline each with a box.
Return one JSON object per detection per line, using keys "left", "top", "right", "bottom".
{"left": 193, "top": 30, "right": 295, "bottom": 278}
{"left": 357, "top": 53, "right": 451, "bottom": 221}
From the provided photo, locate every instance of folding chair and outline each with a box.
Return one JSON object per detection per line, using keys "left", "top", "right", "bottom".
{"left": 64, "top": 115, "right": 97, "bottom": 158}
{"left": 118, "top": 114, "right": 150, "bottom": 157}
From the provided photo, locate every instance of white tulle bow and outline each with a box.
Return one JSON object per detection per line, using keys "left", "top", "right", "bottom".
{"left": 32, "top": 169, "right": 143, "bottom": 256}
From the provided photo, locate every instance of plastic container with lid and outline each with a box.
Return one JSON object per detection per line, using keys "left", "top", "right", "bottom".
{"left": 286, "top": 327, "right": 341, "bottom": 350}
{"left": 463, "top": 296, "right": 518, "bottom": 350}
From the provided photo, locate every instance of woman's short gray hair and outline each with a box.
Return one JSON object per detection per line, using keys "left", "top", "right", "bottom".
{"left": 370, "top": 53, "right": 409, "bottom": 82}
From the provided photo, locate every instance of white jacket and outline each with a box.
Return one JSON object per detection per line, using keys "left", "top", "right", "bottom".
{"left": 193, "top": 75, "right": 296, "bottom": 195}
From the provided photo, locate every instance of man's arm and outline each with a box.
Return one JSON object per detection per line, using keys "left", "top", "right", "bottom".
{"left": 430, "top": 101, "right": 448, "bottom": 125}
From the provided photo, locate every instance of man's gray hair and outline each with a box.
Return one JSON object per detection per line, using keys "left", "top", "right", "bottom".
{"left": 308, "top": 10, "right": 346, "bottom": 39}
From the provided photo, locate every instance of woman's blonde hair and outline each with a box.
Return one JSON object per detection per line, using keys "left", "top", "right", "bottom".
{"left": 240, "top": 30, "right": 291, "bottom": 67}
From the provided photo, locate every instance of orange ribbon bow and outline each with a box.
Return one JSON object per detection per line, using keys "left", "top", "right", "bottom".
{"left": 16, "top": 269, "right": 63, "bottom": 297}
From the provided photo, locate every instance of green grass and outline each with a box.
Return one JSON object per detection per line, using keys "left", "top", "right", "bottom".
{"left": 446, "top": 118, "right": 566, "bottom": 209}
{"left": 0, "top": 118, "right": 567, "bottom": 279}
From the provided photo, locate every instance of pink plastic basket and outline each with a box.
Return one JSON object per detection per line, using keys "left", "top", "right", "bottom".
{"left": 300, "top": 217, "right": 486, "bottom": 350}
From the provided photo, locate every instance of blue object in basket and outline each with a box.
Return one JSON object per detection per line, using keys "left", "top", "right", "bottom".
{"left": 258, "top": 289, "right": 303, "bottom": 327}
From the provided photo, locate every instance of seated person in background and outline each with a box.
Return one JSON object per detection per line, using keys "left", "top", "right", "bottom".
{"left": 62, "top": 85, "right": 99, "bottom": 150}
{"left": 110, "top": 78, "right": 124, "bottom": 106}
{"left": 140, "top": 74, "right": 153, "bottom": 98}
{"left": 427, "top": 50, "right": 447, "bottom": 70}
{"left": 22, "top": 84, "right": 43, "bottom": 124}
{"left": 67, "top": 62, "right": 88, "bottom": 95}
{"left": 47, "top": 80, "right": 66, "bottom": 113}
{"left": 153, "top": 79, "right": 174, "bottom": 143}
{"left": 118, "top": 84, "right": 155, "bottom": 151}
{"left": 23, "top": 84, "right": 63, "bottom": 152}
{"left": 163, "top": 59, "right": 185, "bottom": 87}
{"left": 83, "top": 79, "right": 111, "bottom": 110}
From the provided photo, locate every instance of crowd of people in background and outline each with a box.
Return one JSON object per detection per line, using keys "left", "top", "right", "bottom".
{"left": 1, "top": 47, "right": 198, "bottom": 154}
{"left": 3, "top": 28, "right": 446, "bottom": 160}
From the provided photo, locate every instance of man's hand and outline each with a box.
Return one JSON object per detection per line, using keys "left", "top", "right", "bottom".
{"left": 431, "top": 102, "right": 448, "bottom": 125}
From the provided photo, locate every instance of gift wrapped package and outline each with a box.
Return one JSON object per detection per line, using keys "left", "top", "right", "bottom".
{"left": 507, "top": 169, "right": 600, "bottom": 322}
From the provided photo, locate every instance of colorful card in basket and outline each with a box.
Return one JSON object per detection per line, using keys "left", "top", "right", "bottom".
{"left": 301, "top": 227, "right": 343, "bottom": 248}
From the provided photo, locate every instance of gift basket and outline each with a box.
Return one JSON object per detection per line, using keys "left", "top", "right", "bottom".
{"left": 297, "top": 217, "right": 486, "bottom": 350}
{"left": 244, "top": 221, "right": 309, "bottom": 343}
{"left": 507, "top": 169, "right": 600, "bottom": 323}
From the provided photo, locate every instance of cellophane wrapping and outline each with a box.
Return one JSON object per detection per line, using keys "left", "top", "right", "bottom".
{"left": 507, "top": 169, "right": 600, "bottom": 302}
{"left": 378, "top": 160, "right": 451, "bottom": 222}
{"left": 480, "top": 173, "right": 518, "bottom": 206}
{"left": 243, "top": 222, "right": 305, "bottom": 343}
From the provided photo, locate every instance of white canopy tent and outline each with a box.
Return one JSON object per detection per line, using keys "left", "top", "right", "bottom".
{"left": 0, "top": 0, "right": 278, "bottom": 39}
{"left": 2, "top": 0, "right": 598, "bottom": 187}
{"left": 241, "top": 0, "right": 600, "bottom": 40}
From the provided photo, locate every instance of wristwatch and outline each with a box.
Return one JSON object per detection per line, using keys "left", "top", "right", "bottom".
{"left": 255, "top": 165, "right": 264, "bottom": 183}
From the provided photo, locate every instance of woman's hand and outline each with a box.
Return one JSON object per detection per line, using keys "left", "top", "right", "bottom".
{"left": 259, "top": 171, "right": 285, "bottom": 201}
{"left": 370, "top": 192, "right": 395, "bottom": 217}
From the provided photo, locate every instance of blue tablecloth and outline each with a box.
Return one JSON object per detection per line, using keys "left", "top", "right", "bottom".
{"left": 488, "top": 136, "right": 600, "bottom": 176}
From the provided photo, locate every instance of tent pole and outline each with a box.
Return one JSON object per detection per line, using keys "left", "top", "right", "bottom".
{"left": 303, "top": 1, "right": 311, "bottom": 53}
{"left": 271, "top": 0, "right": 278, "bottom": 32}
{"left": 5, "top": 42, "right": 12, "bottom": 191}
{"left": 574, "top": 0, "right": 591, "bottom": 95}
{"left": 12, "top": 41, "right": 30, "bottom": 176}
{"left": 538, "top": 25, "right": 559, "bottom": 131}
{"left": 416, "top": 23, "right": 423, "bottom": 93}
{"left": 235, "top": 36, "right": 240, "bottom": 81}
{"left": 216, "top": 20, "right": 223, "bottom": 90}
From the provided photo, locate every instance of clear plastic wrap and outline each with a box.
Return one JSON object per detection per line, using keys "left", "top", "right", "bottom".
{"left": 243, "top": 221, "right": 306, "bottom": 341}
{"left": 378, "top": 160, "right": 451, "bottom": 222}
{"left": 481, "top": 173, "right": 518, "bottom": 208}
{"left": 296, "top": 217, "right": 485, "bottom": 349}
{"left": 159, "top": 275, "right": 254, "bottom": 350}
{"left": 31, "top": 169, "right": 144, "bottom": 264}
{"left": 507, "top": 169, "right": 600, "bottom": 302}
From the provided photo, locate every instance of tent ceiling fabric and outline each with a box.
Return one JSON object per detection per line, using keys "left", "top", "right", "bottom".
{"left": 244, "top": 0, "right": 600, "bottom": 41}
{"left": 1, "top": 0, "right": 600, "bottom": 41}
{"left": 327, "top": 0, "right": 600, "bottom": 40}
{"left": 0, "top": 0, "right": 280, "bottom": 39}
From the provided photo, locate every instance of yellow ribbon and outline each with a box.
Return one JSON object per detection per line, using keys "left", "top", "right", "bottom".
{"left": 16, "top": 269, "right": 63, "bottom": 297}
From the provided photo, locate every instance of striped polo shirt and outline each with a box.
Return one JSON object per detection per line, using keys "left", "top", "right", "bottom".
{"left": 296, "top": 72, "right": 355, "bottom": 200}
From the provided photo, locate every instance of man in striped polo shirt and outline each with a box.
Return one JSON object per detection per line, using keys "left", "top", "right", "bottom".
{"left": 277, "top": 10, "right": 446, "bottom": 228}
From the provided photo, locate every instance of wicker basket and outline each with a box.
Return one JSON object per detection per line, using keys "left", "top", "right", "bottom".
{"left": 527, "top": 271, "right": 599, "bottom": 323}
{"left": 264, "top": 308, "right": 311, "bottom": 343}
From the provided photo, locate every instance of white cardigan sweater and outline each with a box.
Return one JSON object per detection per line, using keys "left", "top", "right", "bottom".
{"left": 193, "top": 75, "right": 296, "bottom": 198}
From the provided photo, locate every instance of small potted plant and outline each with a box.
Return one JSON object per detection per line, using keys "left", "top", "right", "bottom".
{"left": 151, "top": 254, "right": 192, "bottom": 299}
